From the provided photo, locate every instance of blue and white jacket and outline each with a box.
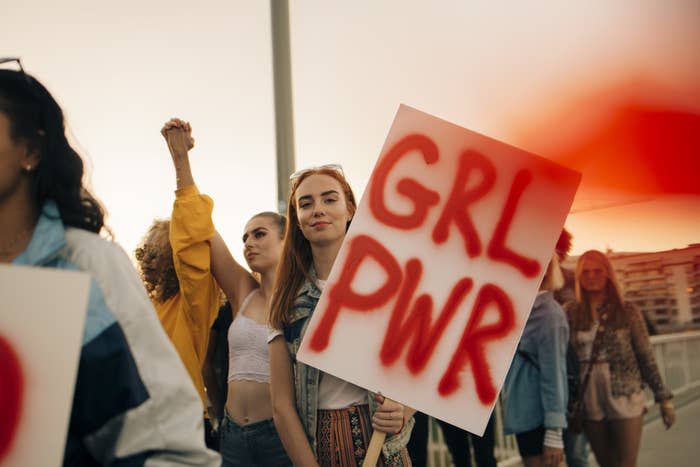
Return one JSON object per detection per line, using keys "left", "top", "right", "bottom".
{"left": 13, "top": 201, "right": 220, "bottom": 466}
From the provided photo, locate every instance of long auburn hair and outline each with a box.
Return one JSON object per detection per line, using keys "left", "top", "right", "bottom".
{"left": 269, "top": 168, "right": 357, "bottom": 329}
{"left": 570, "top": 249, "right": 626, "bottom": 330}
{"left": 0, "top": 69, "right": 105, "bottom": 233}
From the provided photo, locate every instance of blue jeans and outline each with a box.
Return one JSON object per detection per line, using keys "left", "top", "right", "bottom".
{"left": 563, "top": 429, "right": 589, "bottom": 467}
{"left": 219, "top": 413, "right": 292, "bottom": 467}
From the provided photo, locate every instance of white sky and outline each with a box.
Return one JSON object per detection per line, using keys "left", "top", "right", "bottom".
{"left": 3, "top": 1, "right": 699, "bottom": 264}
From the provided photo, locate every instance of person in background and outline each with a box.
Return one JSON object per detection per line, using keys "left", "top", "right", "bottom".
{"left": 553, "top": 229, "right": 575, "bottom": 305}
{"left": 135, "top": 118, "right": 222, "bottom": 448}
{"left": 503, "top": 253, "right": 569, "bottom": 467}
{"left": 0, "top": 60, "right": 218, "bottom": 465}
{"left": 203, "top": 300, "right": 234, "bottom": 448}
{"left": 407, "top": 412, "right": 497, "bottom": 467}
{"left": 553, "top": 229, "right": 590, "bottom": 467}
{"left": 201, "top": 205, "right": 292, "bottom": 466}
{"left": 565, "top": 250, "right": 675, "bottom": 467}
{"left": 268, "top": 165, "right": 414, "bottom": 466}
{"left": 155, "top": 117, "right": 291, "bottom": 465}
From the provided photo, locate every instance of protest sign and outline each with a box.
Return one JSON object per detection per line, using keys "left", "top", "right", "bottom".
{"left": 297, "top": 104, "right": 580, "bottom": 435}
{"left": 0, "top": 265, "right": 90, "bottom": 467}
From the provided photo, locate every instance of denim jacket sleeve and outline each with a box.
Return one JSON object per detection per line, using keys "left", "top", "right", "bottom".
{"left": 537, "top": 300, "right": 569, "bottom": 429}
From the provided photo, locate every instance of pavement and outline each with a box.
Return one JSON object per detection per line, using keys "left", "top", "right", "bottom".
{"left": 502, "top": 392, "right": 700, "bottom": 467}
{"left": 637, "top": 394, "right": 699, "bottom": 467}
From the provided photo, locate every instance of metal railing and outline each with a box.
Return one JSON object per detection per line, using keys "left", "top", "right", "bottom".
{"left": 426, "top": 330, "right": 700, "bottom": 466}
{"left": 649, "top": 330, "right": 700, "bottom": 399}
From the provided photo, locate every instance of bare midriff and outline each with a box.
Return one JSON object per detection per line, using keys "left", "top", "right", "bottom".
{"left": 225, "top": 380, "right": 273, "bottom": 426}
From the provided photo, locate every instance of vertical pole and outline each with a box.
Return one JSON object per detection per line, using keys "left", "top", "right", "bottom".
{"left": 270, "top": 0, "right": 296, "bottom": 214}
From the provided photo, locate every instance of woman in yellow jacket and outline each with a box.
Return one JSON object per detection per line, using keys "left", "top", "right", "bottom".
{"left": 136, "top": 119, "right": 221, "bottom": 445}
{"left": 146, "top": 118, "right": 292, "bottom": 465}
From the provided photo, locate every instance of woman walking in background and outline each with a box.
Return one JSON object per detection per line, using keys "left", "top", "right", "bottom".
{"left": 566, "top": 249, "right": 675, "bottom": 467}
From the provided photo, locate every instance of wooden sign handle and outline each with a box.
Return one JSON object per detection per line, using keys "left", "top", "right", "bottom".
{"left": 362, "top": 430, "right": 386, "bottom": 467}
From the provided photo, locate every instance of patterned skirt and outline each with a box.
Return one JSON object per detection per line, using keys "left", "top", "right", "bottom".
{"left": 316, "top": 404, "right": 412, "bottom": 467}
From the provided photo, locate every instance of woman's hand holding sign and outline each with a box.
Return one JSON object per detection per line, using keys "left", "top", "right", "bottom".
{"left": 371, "top": 394, "right": 411, "bottom": 434}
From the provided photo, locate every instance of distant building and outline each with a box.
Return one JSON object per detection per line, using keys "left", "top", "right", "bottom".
{"left": 608, "top": 244, "right": 700, "bottom": 333}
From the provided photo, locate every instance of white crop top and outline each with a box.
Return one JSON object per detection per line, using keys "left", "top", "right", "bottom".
{"left": 227, "top": 289, "right": 271, "bottom": 383}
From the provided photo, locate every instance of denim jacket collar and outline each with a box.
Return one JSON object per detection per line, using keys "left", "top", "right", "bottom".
{"left": 288, "top": 266, "right": 322, "bottom": 324}
{"left": 532, "top": 290, "right": 554, "bottom": 310}
{"left": 297, "top": 266, "right": 322, "bottom": 298}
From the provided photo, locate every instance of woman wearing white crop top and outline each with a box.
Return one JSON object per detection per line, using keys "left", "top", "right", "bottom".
{"left": 203, "top": 210, "right": 292, "bottom": 466}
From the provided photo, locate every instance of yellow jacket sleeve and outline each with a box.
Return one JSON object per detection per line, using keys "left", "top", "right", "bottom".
{"left": 170, "top": 185, "right": 220, "bottom": 355}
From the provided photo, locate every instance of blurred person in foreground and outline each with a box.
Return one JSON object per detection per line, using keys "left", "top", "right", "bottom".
{"left": 0, "top": 60, "right": 218, "bottom": 465}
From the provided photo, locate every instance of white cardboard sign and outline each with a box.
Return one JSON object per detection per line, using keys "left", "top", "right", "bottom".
{"left": 297, "top": 105, "right": 580, "bottom": 435}
{"left": 0, "top": 265, "right": 90, "bottom": 467}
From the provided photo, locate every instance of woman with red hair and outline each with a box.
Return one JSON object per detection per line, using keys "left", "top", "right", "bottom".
{"left": 268, "top": 165, "right": 414, "bottom": 466}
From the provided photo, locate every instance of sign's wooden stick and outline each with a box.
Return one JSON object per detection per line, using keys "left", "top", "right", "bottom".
{"left": 362, "top": 430, "right": 386, "bottom": 467}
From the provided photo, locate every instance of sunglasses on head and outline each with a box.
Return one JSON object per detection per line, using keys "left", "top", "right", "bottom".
{"left": 0, "top": 57, "right": 37, "bottom": 91}
{"left": 0, "top": 57, "right": 25, "bottom": 71}
{"left": 288, "top": 163, "right": 344, "bottom": 183}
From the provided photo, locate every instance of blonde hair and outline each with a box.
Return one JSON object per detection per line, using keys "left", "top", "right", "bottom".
{"left": 571, "top": 249, "right": 626, "bottom": 330}
{"left": 574, "top": 250, "right": 624, "bottom": 304}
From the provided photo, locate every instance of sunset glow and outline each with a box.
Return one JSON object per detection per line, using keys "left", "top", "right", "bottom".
{"left": 3, "top": 1, "right": 698, "bottom": 260}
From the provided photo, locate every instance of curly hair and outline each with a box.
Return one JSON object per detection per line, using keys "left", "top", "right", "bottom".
{"left": 0, "top": 69, "right": 105, "bottom": 233}
{"left": 135, "top": 219, "right": 179, "bottom": 303}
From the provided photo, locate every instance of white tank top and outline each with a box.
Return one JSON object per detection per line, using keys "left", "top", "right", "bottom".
{"left": 227, "top": 289, "right": 270, "bottom": 383}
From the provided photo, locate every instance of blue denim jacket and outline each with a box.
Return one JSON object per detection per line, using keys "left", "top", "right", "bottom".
{"left": 502, "top": 291, "right": 569, "bottom": 434}
{"left": 282, "top": 271, "right": 414, "bottom": 458}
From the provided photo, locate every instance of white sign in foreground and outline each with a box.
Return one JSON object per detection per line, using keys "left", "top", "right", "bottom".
{"left": 0, "top": 265, "right": 90, "bottom": 467}
{"left": 297, "top": 104, "right": 580, "bottom": 435}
